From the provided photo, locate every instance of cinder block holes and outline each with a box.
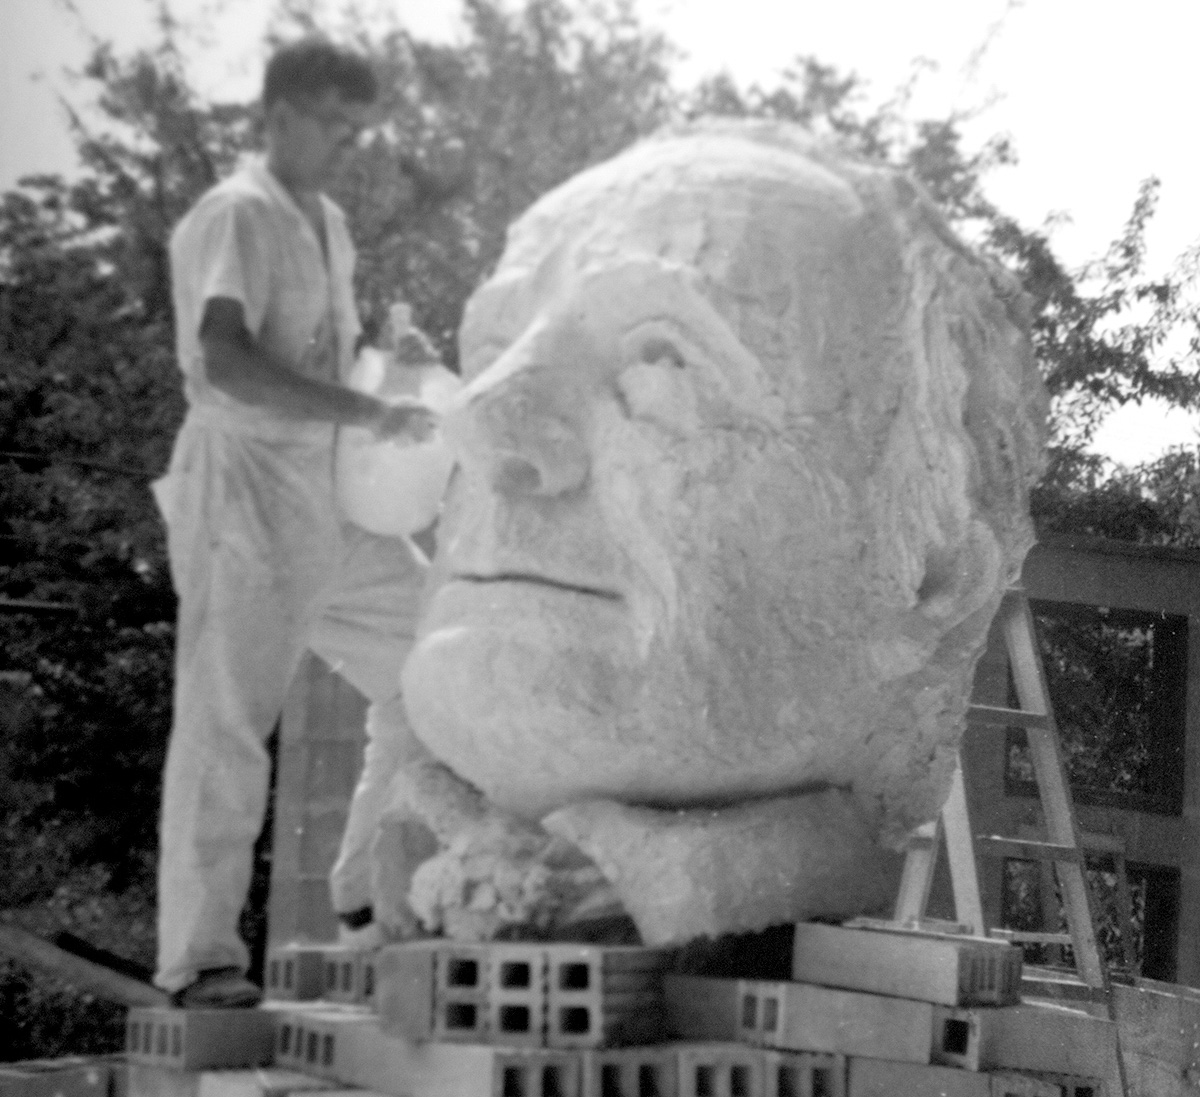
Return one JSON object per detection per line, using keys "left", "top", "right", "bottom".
{"left": 598, "top": 1063, "right": 670, "bottom": 1097}
{"left": 502, "top": 960, "right": 535, "bottom": 989}
{"left": 559, "top": 963, "right": 591, "bottom": 991}
{"left": 447, "top": 957, "right": 481, "bottom": 987}
{"left": 499, "top": 1063, "right": 574, "bottom": 1097}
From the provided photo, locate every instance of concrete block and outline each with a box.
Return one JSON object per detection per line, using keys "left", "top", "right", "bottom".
{"left": 848, "top": 1057, "right": 992, "bottom": 1097}
{"left": 491, "top": 1050, "right": 582, "bottom": 1097}
{"left": 664, "top": 976, "right": 741, "bottom": 1041}
{"left": 376, "top": 941, "right": 669, "bottom": 1049}
{"left": 195, "top": 1071, "right": 334, "bottom": 1097}
{"left": 792, "top": 922, "right": 1022, "bottom": 1007}
{"left": 376, "top": 943, "right": 437, "bottom": 1040}
{"left": 126, "top": 1008, "right": 275, "bottom": 1070}
{"left": 851, "top": 1059, "right": 1067, "bottom": 1097}
{"left": 489, "top": 945, "right": 548, "bottom": 1048}
{"left": 266, "top": 944, "right": 328, "bottom": 1001}
{"left": 319, "top": 946, "right": 376, "bottom": 1006}
{"left": 580, "top": 1046, "right": 677, "bottom": 1097}
{"left": 545, "top": 945, "right": 671, "bottom": 1049}
{"left": 126, "top": 1064, "right": 203, "bottom": 1097}
{"left": 432, "top": 942, "right": 492, "bottom": 1043}
{"left": 675, "top": 1043, "right": 765, "bottom": 1097}
{"left": 274, "top": 1007, "right": 377, "bottom": 1082}
{"left": 375, "top": 939, "right": 492, "bottom": 1043}
{"left": 739, "top": 980, "right": 933, "bottom": 1064}
{"left": 278, "top": 1007, "right": 583, "bottom": 1097}
{"left": 762, "top": 1050, "right": 847, "bottom": 1097}
{"left": 930, "top": 1002, "right": 1117, "bottom": 1077}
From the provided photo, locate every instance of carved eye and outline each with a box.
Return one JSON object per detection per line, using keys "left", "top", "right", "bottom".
{"left": 638, "top": 336, "right": 685, "bottom": 370}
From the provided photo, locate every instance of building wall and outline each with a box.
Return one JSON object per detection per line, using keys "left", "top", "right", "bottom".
{"left": 963, "top": 536, "right": 1200, "bottom": 986}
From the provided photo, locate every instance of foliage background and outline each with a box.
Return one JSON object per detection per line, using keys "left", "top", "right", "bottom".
{"left": 2, "top": 0, "right": 1198, "bottom": 1055}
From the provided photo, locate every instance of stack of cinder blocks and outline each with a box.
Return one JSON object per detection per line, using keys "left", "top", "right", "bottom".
{"left": 661, "top": 920, "right": 1112, "bottom": 1097}
{"left": 271, "top": 939, "right": 676, "bottom": 1096}
{"left": 120, "top": 922, "right": 1115, "bottom": 1097}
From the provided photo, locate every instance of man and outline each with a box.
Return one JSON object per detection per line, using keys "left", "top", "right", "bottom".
{"left": 154, "top": 38, "right": 434, "bottom": 1008}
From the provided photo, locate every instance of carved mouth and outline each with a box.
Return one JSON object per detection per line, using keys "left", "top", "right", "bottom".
{"left": 457, "top": 573, "right": 622, "bottom": 602}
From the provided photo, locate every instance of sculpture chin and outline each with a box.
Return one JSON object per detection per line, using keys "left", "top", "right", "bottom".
{"left": 401, "top": 578, "right": 649, "bottom": 819}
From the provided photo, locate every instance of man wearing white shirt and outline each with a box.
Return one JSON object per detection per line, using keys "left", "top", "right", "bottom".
{"left": 154, "top": 37, "right": 434, "bottom": 1008}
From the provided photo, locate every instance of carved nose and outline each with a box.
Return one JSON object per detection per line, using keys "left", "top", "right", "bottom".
{"left": 468, "top": 377, "right": 589, "bottom": 497}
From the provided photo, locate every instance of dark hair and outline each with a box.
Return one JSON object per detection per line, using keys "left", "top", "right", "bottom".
{"left": 263, "top": 38, "right": 378, "bottom": 108}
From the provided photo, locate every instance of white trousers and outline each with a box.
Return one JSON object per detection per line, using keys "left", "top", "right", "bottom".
{"left": 153, "top": 412, "right": 424, "bottom": 992}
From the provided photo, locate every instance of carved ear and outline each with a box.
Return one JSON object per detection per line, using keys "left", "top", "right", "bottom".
{"left": 915, "top": 520, "right": 1003, "bottom": 630}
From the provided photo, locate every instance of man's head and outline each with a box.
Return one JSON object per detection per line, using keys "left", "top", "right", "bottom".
{"left": 262, "top": 38, "right": 377, "bottom": 191}
{"left": 402, "top": 120, "right": 1047, "bottom": 845}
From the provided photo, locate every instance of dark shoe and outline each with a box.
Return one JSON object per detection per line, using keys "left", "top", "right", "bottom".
{"left": 170, "top": 967, "right": 261, "bottom": 1009}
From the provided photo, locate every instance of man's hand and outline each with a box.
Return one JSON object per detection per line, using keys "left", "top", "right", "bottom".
{"left": 373, "top": 398, "right": 437, "bottom": 442}
{"left": 393, "top": 327, "right": 441, "bottom": 365}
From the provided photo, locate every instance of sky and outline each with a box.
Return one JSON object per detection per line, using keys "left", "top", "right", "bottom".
{"left": 3, "top": 0, "right": 1199, "bottom": 465}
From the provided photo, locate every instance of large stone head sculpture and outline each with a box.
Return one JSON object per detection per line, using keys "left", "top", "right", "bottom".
{"left": 397, "top": 119, "right": 1048, "bottom": 943}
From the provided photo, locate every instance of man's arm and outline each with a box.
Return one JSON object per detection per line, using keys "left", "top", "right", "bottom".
{"left": 200, "top": 297, "right": 434, "bottom": 440}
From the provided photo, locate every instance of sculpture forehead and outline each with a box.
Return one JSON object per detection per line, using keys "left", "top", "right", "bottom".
{"left": 501, "top": 132, "right": 869, "bottom": 290}
{"left": 465, "top": 131, "right": 897, "bottom": 425}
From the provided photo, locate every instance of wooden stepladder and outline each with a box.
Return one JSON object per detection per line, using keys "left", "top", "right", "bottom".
{"left": 895, "top": 586, "right": 1129, "bottom": 1093}
{"left": 896, "top": 589, "right": 1110, "bottom": 978}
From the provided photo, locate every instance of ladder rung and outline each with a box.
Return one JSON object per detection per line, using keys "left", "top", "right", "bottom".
{"left": 967, "top": 703, "right": 1050, "bottom": 729}
{"left": 991, "top": 928, "right": 1074, "bottom": 947}
{"left": 975, "top": 836, "right": 1083, "bottom": 863}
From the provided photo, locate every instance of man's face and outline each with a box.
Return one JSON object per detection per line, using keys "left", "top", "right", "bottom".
{"left": 401, "top": 152, "right": 877, "bottom": 819}
{"left": 274, "top": 89, "right": 366, "bottom": 188}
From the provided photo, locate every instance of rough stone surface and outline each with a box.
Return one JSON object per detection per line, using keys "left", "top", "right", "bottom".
{"left": 382, "top": 119, "right": 1048, "bottom": 944}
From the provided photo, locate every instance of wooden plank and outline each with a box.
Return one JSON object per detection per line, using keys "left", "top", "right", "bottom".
{"left": 791, "top": 922, "right": 1021, "bottom": 1007}
{"left": 1022, "top": 538, "right": 1200, "bottom": 618}
{"left": 975, "top": 837, "right": 1083, "bottom": 863}
{"left": 999, "top": 595, "right": 1107, "bottom": 989}
{"left": 894, "top": 821, "right": 940, "bottom": 922}
{"left": 0, "top": 923, "right": 167, "bottom": 1007}
{"left": 739, "top": 980, "right": 933, "bottom": 1063}
{"left": 0, "top": 1061, "right": 113, "bottom": 1097}
{"left": 967, "top": 705, "right": 1050, "bottom": 729}
{"left": 942, "top": 760, "right": 986, "bottom": 932}
{"left": 991, "top": 929, "right": 1074, "bottom": 947}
